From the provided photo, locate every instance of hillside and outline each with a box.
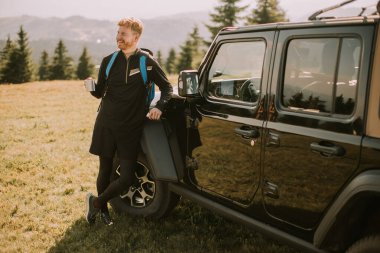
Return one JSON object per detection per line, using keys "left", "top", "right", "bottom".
{"left": 0, "top": 13, "right": 210, "bottom": 64}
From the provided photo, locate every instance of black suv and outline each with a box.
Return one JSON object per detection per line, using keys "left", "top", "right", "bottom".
{"left": 110, "top": 3, "right": 380, "bottom": 252}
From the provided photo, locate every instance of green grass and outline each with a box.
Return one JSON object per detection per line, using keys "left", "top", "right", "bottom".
{"left": 0, "top": 79, "right": 298, "bottom": 253}
{"left": 47, "top": 200, "right": 297, "bottom": 253}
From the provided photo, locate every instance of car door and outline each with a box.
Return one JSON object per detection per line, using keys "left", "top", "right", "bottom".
{"left": 263, "top": 25, "right": 374, "bottom": 229}
{"left": 189, "top": 31, "right": 274, "bottom": 206}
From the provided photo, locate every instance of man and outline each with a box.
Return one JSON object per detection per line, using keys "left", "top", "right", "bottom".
{"left": 85, "top": 17, "right": 172, "bottom": 225}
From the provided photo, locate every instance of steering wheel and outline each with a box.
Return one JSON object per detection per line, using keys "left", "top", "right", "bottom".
{"left": 240, "top": 78, "right": 261, "bottom": 102}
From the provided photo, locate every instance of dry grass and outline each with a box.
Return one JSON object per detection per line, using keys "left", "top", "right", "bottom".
{"left": 0, "top": 80, "right": 99, "bottom": 252}
{"left": 0, "top": 79, "right": 298, "bottom": 253}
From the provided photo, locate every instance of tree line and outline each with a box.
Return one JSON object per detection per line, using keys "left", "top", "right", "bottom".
{"left": 0, "top": 27, "right": 94, "bottom": 84}
{"left": 162, "top": 0, "right": 287, "bottom": 74}
{"left": 0, "top": 0, "right": 286, "bottom": 84}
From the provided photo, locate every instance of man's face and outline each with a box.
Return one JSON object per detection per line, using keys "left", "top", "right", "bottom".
{"left": 116, "top": 26, "right": 139, "bottom": 50}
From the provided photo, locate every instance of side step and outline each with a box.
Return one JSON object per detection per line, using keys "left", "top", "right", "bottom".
{"left": 168, "top": 183, "right": 326, "bottom": 253}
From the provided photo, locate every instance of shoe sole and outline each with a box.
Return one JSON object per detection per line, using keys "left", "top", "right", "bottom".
{"left": 100, "top": 213, "right": 114, "bottom": 226}
{"left": 85, "top": 193, "right": 94, "bottom": 224}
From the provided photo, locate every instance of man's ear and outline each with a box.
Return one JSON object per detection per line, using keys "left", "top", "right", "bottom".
{"left": 134, "top": 34, "right": 140, "bottom": 43}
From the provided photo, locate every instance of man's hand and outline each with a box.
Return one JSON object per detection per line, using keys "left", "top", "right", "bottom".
{"left": 147, "top": 108, "right": 162, "bottom": 120}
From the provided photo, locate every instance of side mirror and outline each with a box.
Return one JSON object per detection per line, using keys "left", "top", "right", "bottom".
{"left": 178, "top": 70, "right": 200, "bottom": 97}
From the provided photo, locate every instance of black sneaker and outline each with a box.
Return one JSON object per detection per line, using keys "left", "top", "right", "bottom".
{"left": 85, "top": 193, "right": 99, "bottom": 224}
{"left": 100, "top": 211, "right": 114, "bottom": 226}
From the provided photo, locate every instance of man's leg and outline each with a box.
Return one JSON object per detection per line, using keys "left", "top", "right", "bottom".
{"left": 96, "top": 156, "right": 113, "bottom": 212}
{"left": 93, "top": 159, "right": 136, "bottom": 210}
{"left": 86, "top": 156, "right": 113, "bottom": 225}
{"left": 92, "top": 159, "right": 135, "bottom": 226}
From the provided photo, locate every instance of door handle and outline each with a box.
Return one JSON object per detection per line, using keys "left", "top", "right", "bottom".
{"left": 310, "top": 141, "right": 345, "bottom": 157}
{"left": 234, "top": 126, "right": 260, "bottom": 139}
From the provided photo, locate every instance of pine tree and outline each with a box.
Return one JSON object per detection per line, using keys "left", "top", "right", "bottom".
{"left": 2, "top": 50, "right": 18, "bottom": 83}
{"left": 174, "top": 26, "right": 207, "bottom": 72}
{"left": 205, "top": 0, "right": 248, "bottom": 44}
{"left": 38, "top": 50, "right": 50, "bottom": 81}
{"left": 176, "top": 40, "right": 193, "bottom": 72}
{"left": 0, "top": 35, "right": 15, "bottom": 83}
{"left": 156, "top": 50, "right": 163, "bottom": 67}
{"left": 0, "top": 35, "right": 14, "bottom": 63}
{"left": 246, "top": 0, "right": 288, "bottom": 25}
{"left": 1, "top": 26, "right": 33, "bottom": 84}
{"left": 189, "top": 26, "right": 206, "bottom": 68}
{"left": 49, "top": 40, "right": 74, "bottom": 80}
{"left": 76, "top": 47, "right": 94, "bottom": 80}
{"left": 16, "top": 26, "right": 33, "bottom": 83}
{"left": 165, "top": 48, "right": 176, "bottom": 75}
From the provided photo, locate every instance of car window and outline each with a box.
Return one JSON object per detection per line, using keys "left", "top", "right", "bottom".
{"left": 282, "top": 37, "right": 361, "bottom": 116}
{"left": 207, "top": 40, "right": 266, "bottom": 104}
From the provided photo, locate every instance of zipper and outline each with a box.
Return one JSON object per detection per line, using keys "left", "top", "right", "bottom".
{"left": 125, "top": 56, "right": 131, "bottom": 85}
{"left": 125, "top": 49, "right": 138, "bottom": 85}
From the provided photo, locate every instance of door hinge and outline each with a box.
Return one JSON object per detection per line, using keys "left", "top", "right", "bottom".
{"left": 263, "top": 180, "right": 279, "bottom": 199}
{"left": 266, "top": 132, "right": 280, "bottom": 147}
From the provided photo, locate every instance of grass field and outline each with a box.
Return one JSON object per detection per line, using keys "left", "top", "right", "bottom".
{"left": 0, "top": 80, "right": 298, "bottom": 253}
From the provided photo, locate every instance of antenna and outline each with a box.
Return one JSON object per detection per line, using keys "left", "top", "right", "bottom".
{"left": 359, "top": 4, "right": 377, "bottom": 16}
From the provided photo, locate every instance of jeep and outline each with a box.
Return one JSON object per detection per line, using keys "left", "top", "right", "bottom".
{"left": 109, "top": 2, "right": 380, "bottom": 252}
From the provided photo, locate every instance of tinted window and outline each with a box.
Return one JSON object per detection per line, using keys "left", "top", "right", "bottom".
{"left": 207, "top": 41, "right": 266, "bottom": 104}
{"left": 282, "top": 37, "right": 360, "bottom": 115}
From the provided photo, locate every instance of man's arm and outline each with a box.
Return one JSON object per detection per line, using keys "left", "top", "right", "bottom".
{"left": 90, "top": 57, "right": 107, "bottom": 99}
{"left": 148, "top": 57, "right": 173, "bottom": 112}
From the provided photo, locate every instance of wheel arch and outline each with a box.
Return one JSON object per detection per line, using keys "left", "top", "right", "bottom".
{"left": 140, "top": 120, "right": 179, "bottom": 182}
{"left": 314, "top": 170, "right": 380, "bottom": 251}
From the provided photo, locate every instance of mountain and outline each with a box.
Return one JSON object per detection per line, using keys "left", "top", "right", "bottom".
{"left": 0, "top": 13, "right": 210, "bottom": 65}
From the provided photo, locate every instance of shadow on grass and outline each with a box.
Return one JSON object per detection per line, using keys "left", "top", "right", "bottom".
{"left": 48, "top": 200, "right": 298, "bottom": 253}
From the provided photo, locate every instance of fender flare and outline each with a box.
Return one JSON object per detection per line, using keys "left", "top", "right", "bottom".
{"left": 314, "top": 170, "right": 380, "bottom": 247}
{"left": 140, "top": 120, "right": 178, "bottom": 182}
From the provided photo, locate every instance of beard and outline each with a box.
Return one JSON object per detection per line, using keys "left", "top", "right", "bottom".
{"left": 117, "top": 39, "right": 134, "bottom": 50}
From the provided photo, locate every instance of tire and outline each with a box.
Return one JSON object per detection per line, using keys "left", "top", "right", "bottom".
{"left": 109, "top": 153, "right": 180, "bottom": 219}
{"left": 346, "top": 235, "right": 380, "bottom": 253}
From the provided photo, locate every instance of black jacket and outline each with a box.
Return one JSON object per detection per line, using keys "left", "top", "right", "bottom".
{"left": 91, "top": 49, "right": 173, "bottom": 130}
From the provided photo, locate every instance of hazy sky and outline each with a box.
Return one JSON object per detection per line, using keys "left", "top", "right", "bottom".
{"left": 0, "top": 0, "right": 377, "bottom": 21}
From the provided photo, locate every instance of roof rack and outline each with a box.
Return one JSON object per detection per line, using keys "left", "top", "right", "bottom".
{"left": 308, "top": 0, "right": 379, "bottom": 21}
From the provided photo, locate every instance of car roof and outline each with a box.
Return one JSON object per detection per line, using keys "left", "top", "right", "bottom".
{"left": 220, "top": 15, "right": 380, "bottom": 35}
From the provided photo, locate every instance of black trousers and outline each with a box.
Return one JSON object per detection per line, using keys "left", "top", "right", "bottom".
{"left": 96, "top": 156, "right": 136, "bottom": 211}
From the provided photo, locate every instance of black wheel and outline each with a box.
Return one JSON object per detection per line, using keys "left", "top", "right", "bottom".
{"left": 109, "top": 153, "right": 180, "bottom": 219}
{"left": 346, "top": 235, "right": 380, "bottom": 253}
